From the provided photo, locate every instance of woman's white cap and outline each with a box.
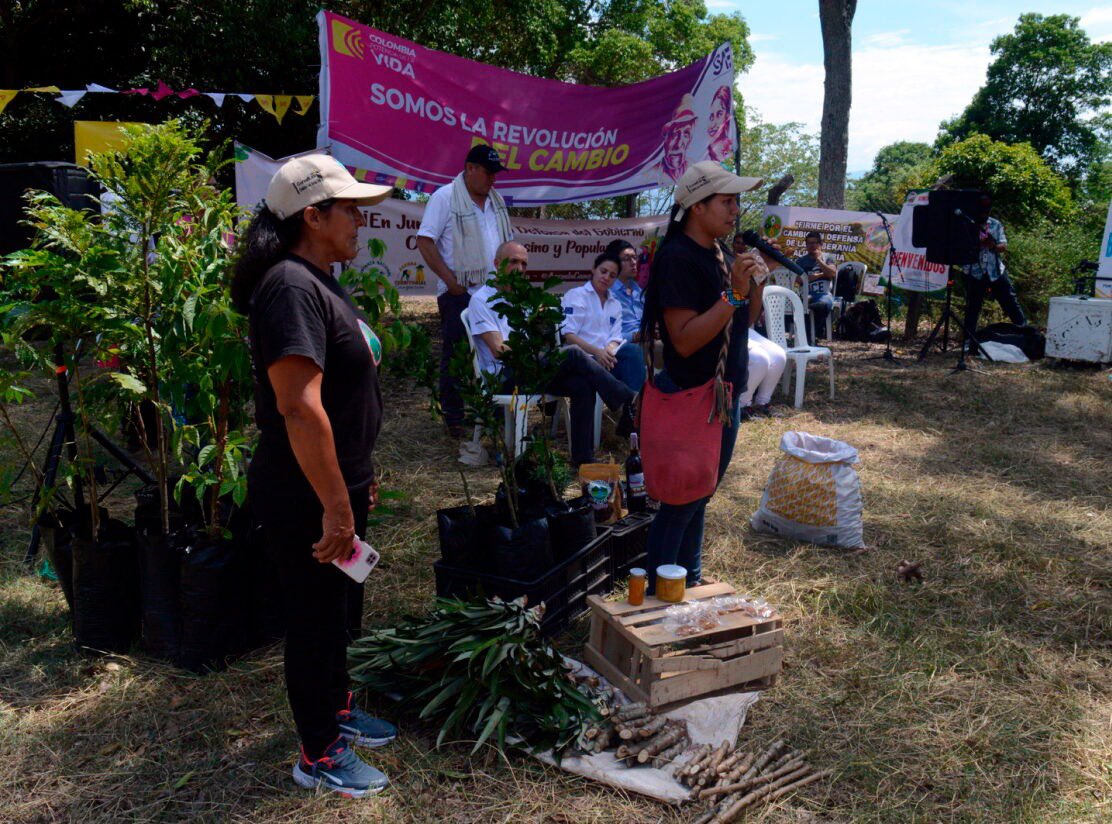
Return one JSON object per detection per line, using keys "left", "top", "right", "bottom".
{"left": 265, "top": 154, "right": 393, "bottom": 219}
{"left": 673, "top": 161, "right": 763, "bottom": 221}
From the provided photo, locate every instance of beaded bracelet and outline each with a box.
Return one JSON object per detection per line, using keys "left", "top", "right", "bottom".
{"left": 720, "top": 289, "right": 747, "bottom": 307}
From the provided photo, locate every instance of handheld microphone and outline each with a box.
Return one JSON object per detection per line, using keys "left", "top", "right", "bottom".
{"left": 953, "top": 208, "right": 977, "bottom": 225}
{"left": 741, "top": 230, "right": 805, "bottom": 276}
{"left": 875, "top": 211, "right": 889, "bottom": 222}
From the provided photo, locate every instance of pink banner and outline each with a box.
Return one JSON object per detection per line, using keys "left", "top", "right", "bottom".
{"left": 317, "top": 10, "right": 737, "bottom": 205}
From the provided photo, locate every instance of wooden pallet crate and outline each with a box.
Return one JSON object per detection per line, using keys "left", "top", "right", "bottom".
{"left": 582, "top": 582, "right": 782, "bottom": 709}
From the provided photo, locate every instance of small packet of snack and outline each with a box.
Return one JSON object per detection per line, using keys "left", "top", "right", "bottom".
{"left": 578, "top": 463, "right": 623, "bottom": 524}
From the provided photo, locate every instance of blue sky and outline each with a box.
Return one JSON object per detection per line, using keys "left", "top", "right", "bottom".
{"left": 716, "top": 1, "right": 1112, "bottom": 171}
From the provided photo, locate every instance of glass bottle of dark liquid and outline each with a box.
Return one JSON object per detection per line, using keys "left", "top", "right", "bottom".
{"left": 625, "top": 433, "right": 646, "bottom": 514}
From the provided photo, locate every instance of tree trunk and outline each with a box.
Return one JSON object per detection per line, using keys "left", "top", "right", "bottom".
{"left": 817, "top": 0, "right": 857, "bottom": 209}
{"left": 625, "top": 195, "right": 637, "bottom": 218}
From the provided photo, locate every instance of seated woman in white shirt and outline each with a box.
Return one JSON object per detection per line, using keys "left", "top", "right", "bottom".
{"left": 560, "top": 253, "right": 647, "bottom": 393}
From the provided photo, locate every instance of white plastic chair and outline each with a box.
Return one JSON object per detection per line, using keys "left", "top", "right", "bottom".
{"left": 770, "top": 268, "right": 798, "bottom": 290}
{"left": 550, "top": 384, "right": 603, "bottom": 453}
{"left": 761, "top": 286, "right": 834, "bottom": 408}
{"left": 460, "top": 308, "right": 546, "bottom": 459}
{"left": 770, "top": 267, "right": 817, "bottom": 338}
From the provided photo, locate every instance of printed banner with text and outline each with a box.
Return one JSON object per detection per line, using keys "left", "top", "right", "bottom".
{"left": 233, "top": 143, "right": 667, "bottom": 294}
{"left": 317, "top": 10, "right": 737, "bottom": 205}
{"left": 878, "top": 191, "right": 950, "bottom": 295}
{"left": 762, "top": 205, "right": 900, "bottom": 295}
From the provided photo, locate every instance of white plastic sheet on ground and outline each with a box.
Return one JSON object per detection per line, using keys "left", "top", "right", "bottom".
{"left": 530, "top": 657, "right": 760, "bottom": 804}
{"left": 751, "top": 430, "right": 865, "bottom": 549}
{"left": 974, "top": 341, "right": 1028, "bottom": 363}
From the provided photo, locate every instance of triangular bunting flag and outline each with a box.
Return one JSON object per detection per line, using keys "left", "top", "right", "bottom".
{"left": 205, "top": 93, "right": 226, "bottom": 108}
{"left": 256, "top": 95, "right": 292, "bottom": 124}
{"left": 177, "top": 88, "right": 200, "bottom": 99}
{"left": 57, "top": 90, "right": 87, "bottom": 108}
{"left": 151, "top": 81, "right": 174, "bottom": 101}
{"left": 294, "top": 96, "right": 315, "bottom": 116}
{"left": 86, "top": 83, "right": 116, "bottom": 93}
{"left": 23, "top": 86, "right": 61, "bottom": 93}
{"left": 236, "top": 94, "right": 254, "bottom": 103}
{"left": 123, "top": 87, "right": 150, "bottom": 96}
{"left": 0, "top": 90, "right": 17, "bottom": 115}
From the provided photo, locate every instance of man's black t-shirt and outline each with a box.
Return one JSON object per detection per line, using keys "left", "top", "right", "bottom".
{"left": 653, "top": 233, "right": 748, "bottom": 391}
{"left": 248, "top": 254, "right": 383, "bottom": 491}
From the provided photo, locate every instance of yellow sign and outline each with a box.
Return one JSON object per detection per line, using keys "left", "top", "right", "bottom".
{"left": 74, "top": 121, "right": 148, "bottom": 167}
{"left": 331, "top": 18, "right": 365, "bottom": 59}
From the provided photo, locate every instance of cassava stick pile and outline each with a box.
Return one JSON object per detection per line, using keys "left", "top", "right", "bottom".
{"left": 684, "top": 738, "right": 830, "bottom": 824}
{"left": 578, "top": 701, "right": 692, "bottom": 770}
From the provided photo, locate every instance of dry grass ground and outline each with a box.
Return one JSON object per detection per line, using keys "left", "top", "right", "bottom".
{"left": 1, "top": 299, "right": 1109, "bottom": 823}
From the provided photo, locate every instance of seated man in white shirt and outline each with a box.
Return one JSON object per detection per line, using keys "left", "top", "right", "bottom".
{"left": 468, "top": 242, "right": 636, "bottom": 465}
{"left": 561, "top": 252, "right": 646, "bottom": 392}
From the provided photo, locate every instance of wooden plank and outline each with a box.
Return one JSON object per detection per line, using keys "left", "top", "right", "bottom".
{"left": 652, "top": 674, "right": 778, "bottom": 712}
{"left": 588, "top": 613, "right": 604, "bottom": 652}
{"left": 648, "top": 655, "right": 724, "bottom": 673}
{"left": 647, "top": 646, "right": 782, "bottom": 706}
{"left": 583, "top": 643, "right": 649, "bottom": 705}
{"left": 635, "top": 609, "right": 779, "bottom": 647}
{"left": 699, "top": 629, "right": 785, "bottom": 660}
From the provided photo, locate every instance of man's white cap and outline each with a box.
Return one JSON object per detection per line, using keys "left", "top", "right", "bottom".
{"left": 673, "top": 160, "right": 763, "bottom": 221}
{"left": 264, "top": 154, "right": 393, "bottom": 219}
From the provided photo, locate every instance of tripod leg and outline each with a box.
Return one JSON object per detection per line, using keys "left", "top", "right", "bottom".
{"left": 24, "top": 418, "right": 68, "bottom": 564}
{"left": 91, "top": 427, "right": 156, "bottom": 485}
{"left": 918, "top": 311, "right": 949, "bottom": 360}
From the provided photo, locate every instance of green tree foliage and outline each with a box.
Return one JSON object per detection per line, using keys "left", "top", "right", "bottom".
{"left": 934, "top": 134, "right": 1073, "bottom": 228}
{"left": 735, "top": 107, "right": 820, "bottom": 223}
{"left": 1, "top": 121, "right": 252, "bottom": 537}
{"left": 567, "top": 0, "right": 753, "bottom": 85}
{"left": 847, "top": 141, "right": 934, "bottom": 214}
{"left": 937, "top": 13, "right": 1112, "bottom": 181}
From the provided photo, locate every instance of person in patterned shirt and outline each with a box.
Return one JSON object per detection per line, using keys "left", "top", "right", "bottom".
{"left": 963, "top": 194, "right": 1026, "bottom": 331}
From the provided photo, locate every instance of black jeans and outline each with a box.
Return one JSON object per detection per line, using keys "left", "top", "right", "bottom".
{"left": 963, "top": 273, "right": 1026, "bottom": 331}
{"left": 438, "top": 291, "right": 472, "bottom": 427}
{"left": 250, "top": 464, "right": 369, "bottom": 760}
{"left": 503, "top": 346, "right": 634, "bottom": 464}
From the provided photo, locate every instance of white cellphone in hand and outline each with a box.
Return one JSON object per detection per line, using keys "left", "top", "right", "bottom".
{"left": 332, "top": 537, "right": 380, "bottom": 583}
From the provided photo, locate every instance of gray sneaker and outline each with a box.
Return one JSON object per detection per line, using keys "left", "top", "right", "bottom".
{"left": 292, "top": 737, "right": 389, "bottom": 798}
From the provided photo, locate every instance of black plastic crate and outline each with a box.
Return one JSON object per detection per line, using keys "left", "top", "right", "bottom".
{"left": 609, "top": 511, "right": 654, "bottom": 582}
{"left": 433, "top": 527, "right": 612, "bottom": 636}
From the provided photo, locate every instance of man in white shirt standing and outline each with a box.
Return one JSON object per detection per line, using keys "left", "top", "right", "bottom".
{"left": 417, "top": 145, "right": 514, "bottom": 438}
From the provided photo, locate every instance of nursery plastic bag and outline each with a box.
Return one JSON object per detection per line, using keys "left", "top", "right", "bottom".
{"left": 179, "top": 535, "right": 238, "bottom": 673}
{"left": 751, "top": 431, "right": 865, "bottom": 549}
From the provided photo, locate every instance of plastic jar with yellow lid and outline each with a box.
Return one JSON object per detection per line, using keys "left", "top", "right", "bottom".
{"left": 655, "top": 564, "right": 686, "bottom": 603}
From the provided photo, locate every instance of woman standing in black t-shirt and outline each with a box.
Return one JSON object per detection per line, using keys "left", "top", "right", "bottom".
{"left": 639, "top": 161, "right": 772, "bottom": 592}
{"left": 231, "top": 155, "right": 396, "bottom": 798}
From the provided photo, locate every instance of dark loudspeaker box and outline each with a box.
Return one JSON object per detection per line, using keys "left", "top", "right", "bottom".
{"left": 910, "top": 189, "right": 984, "bottom": 265}
{"left": 0, "top": 162, "right": 100, "bottom": 255}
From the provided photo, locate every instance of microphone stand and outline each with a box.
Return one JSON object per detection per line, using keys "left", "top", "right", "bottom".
{"left": 866, "top": 214, "right": 903, "bottom": 365}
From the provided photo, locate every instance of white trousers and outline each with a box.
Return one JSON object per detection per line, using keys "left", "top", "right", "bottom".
{"left": 742, "top": 328, "right": 787, "bottom": 406}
